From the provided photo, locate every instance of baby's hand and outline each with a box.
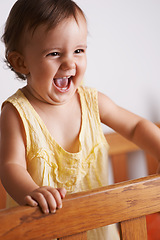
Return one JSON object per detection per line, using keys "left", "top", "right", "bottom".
{"left": 24, "top": 186, "right": 66, "bottom": 214}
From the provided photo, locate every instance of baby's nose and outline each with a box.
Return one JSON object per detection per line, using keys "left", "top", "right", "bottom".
{"left": 60, "top": 56, "right": 76, "bottom": 71}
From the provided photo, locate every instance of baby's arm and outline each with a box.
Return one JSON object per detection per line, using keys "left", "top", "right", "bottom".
{"left": 0, "top": 103, "right": 66, "bottom": 213}
{"left": 98, "top": 92, "right": 160, "bottom": 161}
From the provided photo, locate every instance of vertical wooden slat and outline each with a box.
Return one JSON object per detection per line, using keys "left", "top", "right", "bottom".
{"left": 120, "top": 216, "right": 147, "bottom": 240}
{"left": 58, "top": 232, "right": 87, "bottom": 240}
{"left": 111, "top": 153, "right": 128, "bottom": 183}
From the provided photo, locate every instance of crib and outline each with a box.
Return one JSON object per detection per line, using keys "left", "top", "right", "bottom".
{"left": 0, "top": 123, "right": 160, "bottom": 239}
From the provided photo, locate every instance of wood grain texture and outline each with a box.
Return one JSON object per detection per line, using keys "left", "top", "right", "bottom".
{"left": 58, "top": 232, "right": 87, "bottom": 240}
{"left": 110, "top": 153, "right": 128, "bottom": 183}
{"left": 121, "top": 216, "right": 147, "bottom": 240}
{"left": 0, "top": 174, "right": 160, "bottom": 240}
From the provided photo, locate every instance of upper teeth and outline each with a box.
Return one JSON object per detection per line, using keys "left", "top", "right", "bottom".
{"left": 63, "top": 76, "right": 71, "bottom": 79}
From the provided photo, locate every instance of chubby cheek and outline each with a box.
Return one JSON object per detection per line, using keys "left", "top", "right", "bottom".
{"left": 28, "top": 67, "right": 52, "bottom": 89}
{"left": 82, "top": 58, "right": 87, "bottom": 71}
{"left": 78, "top": 58, "right": 87, "bottom": 78}
{"left": 33, "top": 63, "right": 54, "bottom": 80}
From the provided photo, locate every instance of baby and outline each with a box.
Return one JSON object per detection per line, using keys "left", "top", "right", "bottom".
{"left": 1, "top": 0, "right": 160, "bottom": 239}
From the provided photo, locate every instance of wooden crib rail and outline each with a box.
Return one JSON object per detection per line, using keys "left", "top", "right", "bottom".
{"left": 0, "top": 174, "right": 160, "bottom": 240}
{"left": 106, "top": 122, "right": 160, "bottom": 183}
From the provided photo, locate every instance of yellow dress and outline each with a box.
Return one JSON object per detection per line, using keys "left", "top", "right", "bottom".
{"left": 3, "top": 86, "right": 119, "bottom": 240}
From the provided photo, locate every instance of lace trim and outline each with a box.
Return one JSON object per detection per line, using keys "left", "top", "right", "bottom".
{"left": 28, "top": 143, "right": 106, "bottom": 192}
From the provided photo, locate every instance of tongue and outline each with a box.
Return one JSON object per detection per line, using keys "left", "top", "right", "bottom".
{"left": 54, "top": 78, "right": 68, "bottom": 88}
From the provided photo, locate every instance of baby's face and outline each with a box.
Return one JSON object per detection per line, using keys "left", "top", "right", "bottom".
{"left": 22, "top": 15, "right": 87, "bottom": 105}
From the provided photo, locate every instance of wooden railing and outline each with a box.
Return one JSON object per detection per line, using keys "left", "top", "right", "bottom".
{"left": 0, "top": 174, "right": 160, "bottom": 240}
{"left": 0, "top": 122, "right": 160, "bottom": 239}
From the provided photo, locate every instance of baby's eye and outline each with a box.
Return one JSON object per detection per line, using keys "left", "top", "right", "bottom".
{"left": 47, "top": 52, "right": 59, "bottom": 57}
{"left": 74, "top": 49, "right": 84, "bottom": 54}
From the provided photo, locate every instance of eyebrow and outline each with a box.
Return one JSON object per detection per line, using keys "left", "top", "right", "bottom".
{"left": 41, "top": 48, "right": 61, "bottom": 55}
{"left": 76, "top": 44, "right": 87, "bottom": 49}
{"left": 42, "top": 45, "right": 87, "bottom": 55}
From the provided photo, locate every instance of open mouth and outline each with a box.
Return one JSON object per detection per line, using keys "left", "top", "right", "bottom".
{"left": 53, "top": 76, "right": 72, "bottom": 92}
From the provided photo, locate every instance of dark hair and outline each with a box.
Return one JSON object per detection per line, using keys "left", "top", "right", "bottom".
{"left": 2, "top": 0, "right": 86, "bottom": 80}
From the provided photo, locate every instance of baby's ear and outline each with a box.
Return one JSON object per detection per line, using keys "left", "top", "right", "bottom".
{"left": 7, "top": 51, "right": 29, "bottom": 75}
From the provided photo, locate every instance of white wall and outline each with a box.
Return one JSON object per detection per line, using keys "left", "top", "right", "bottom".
{"left": 76, "top": 0, "right": 160, "bottom": 125}
{"left": 0, "top": 0, "right": 26, "bottom": 105}
{"left": 0, "top": 0, "right": 160, "bottom": 181}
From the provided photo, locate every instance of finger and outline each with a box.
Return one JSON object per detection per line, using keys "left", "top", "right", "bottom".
{"left": 57, "top": 187, "right": 67, "bottom": 199}
{"left": 31, "top": 192, "right": 50, "bottom": 214}
{"left": 47, "top": 188, "right": 63, "bottom": 210}
{"left": 41, "top": 190, "right": 58, "bottom": 213}
{"left": 24, "top": 195, "right": 38, "bottom": 207}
